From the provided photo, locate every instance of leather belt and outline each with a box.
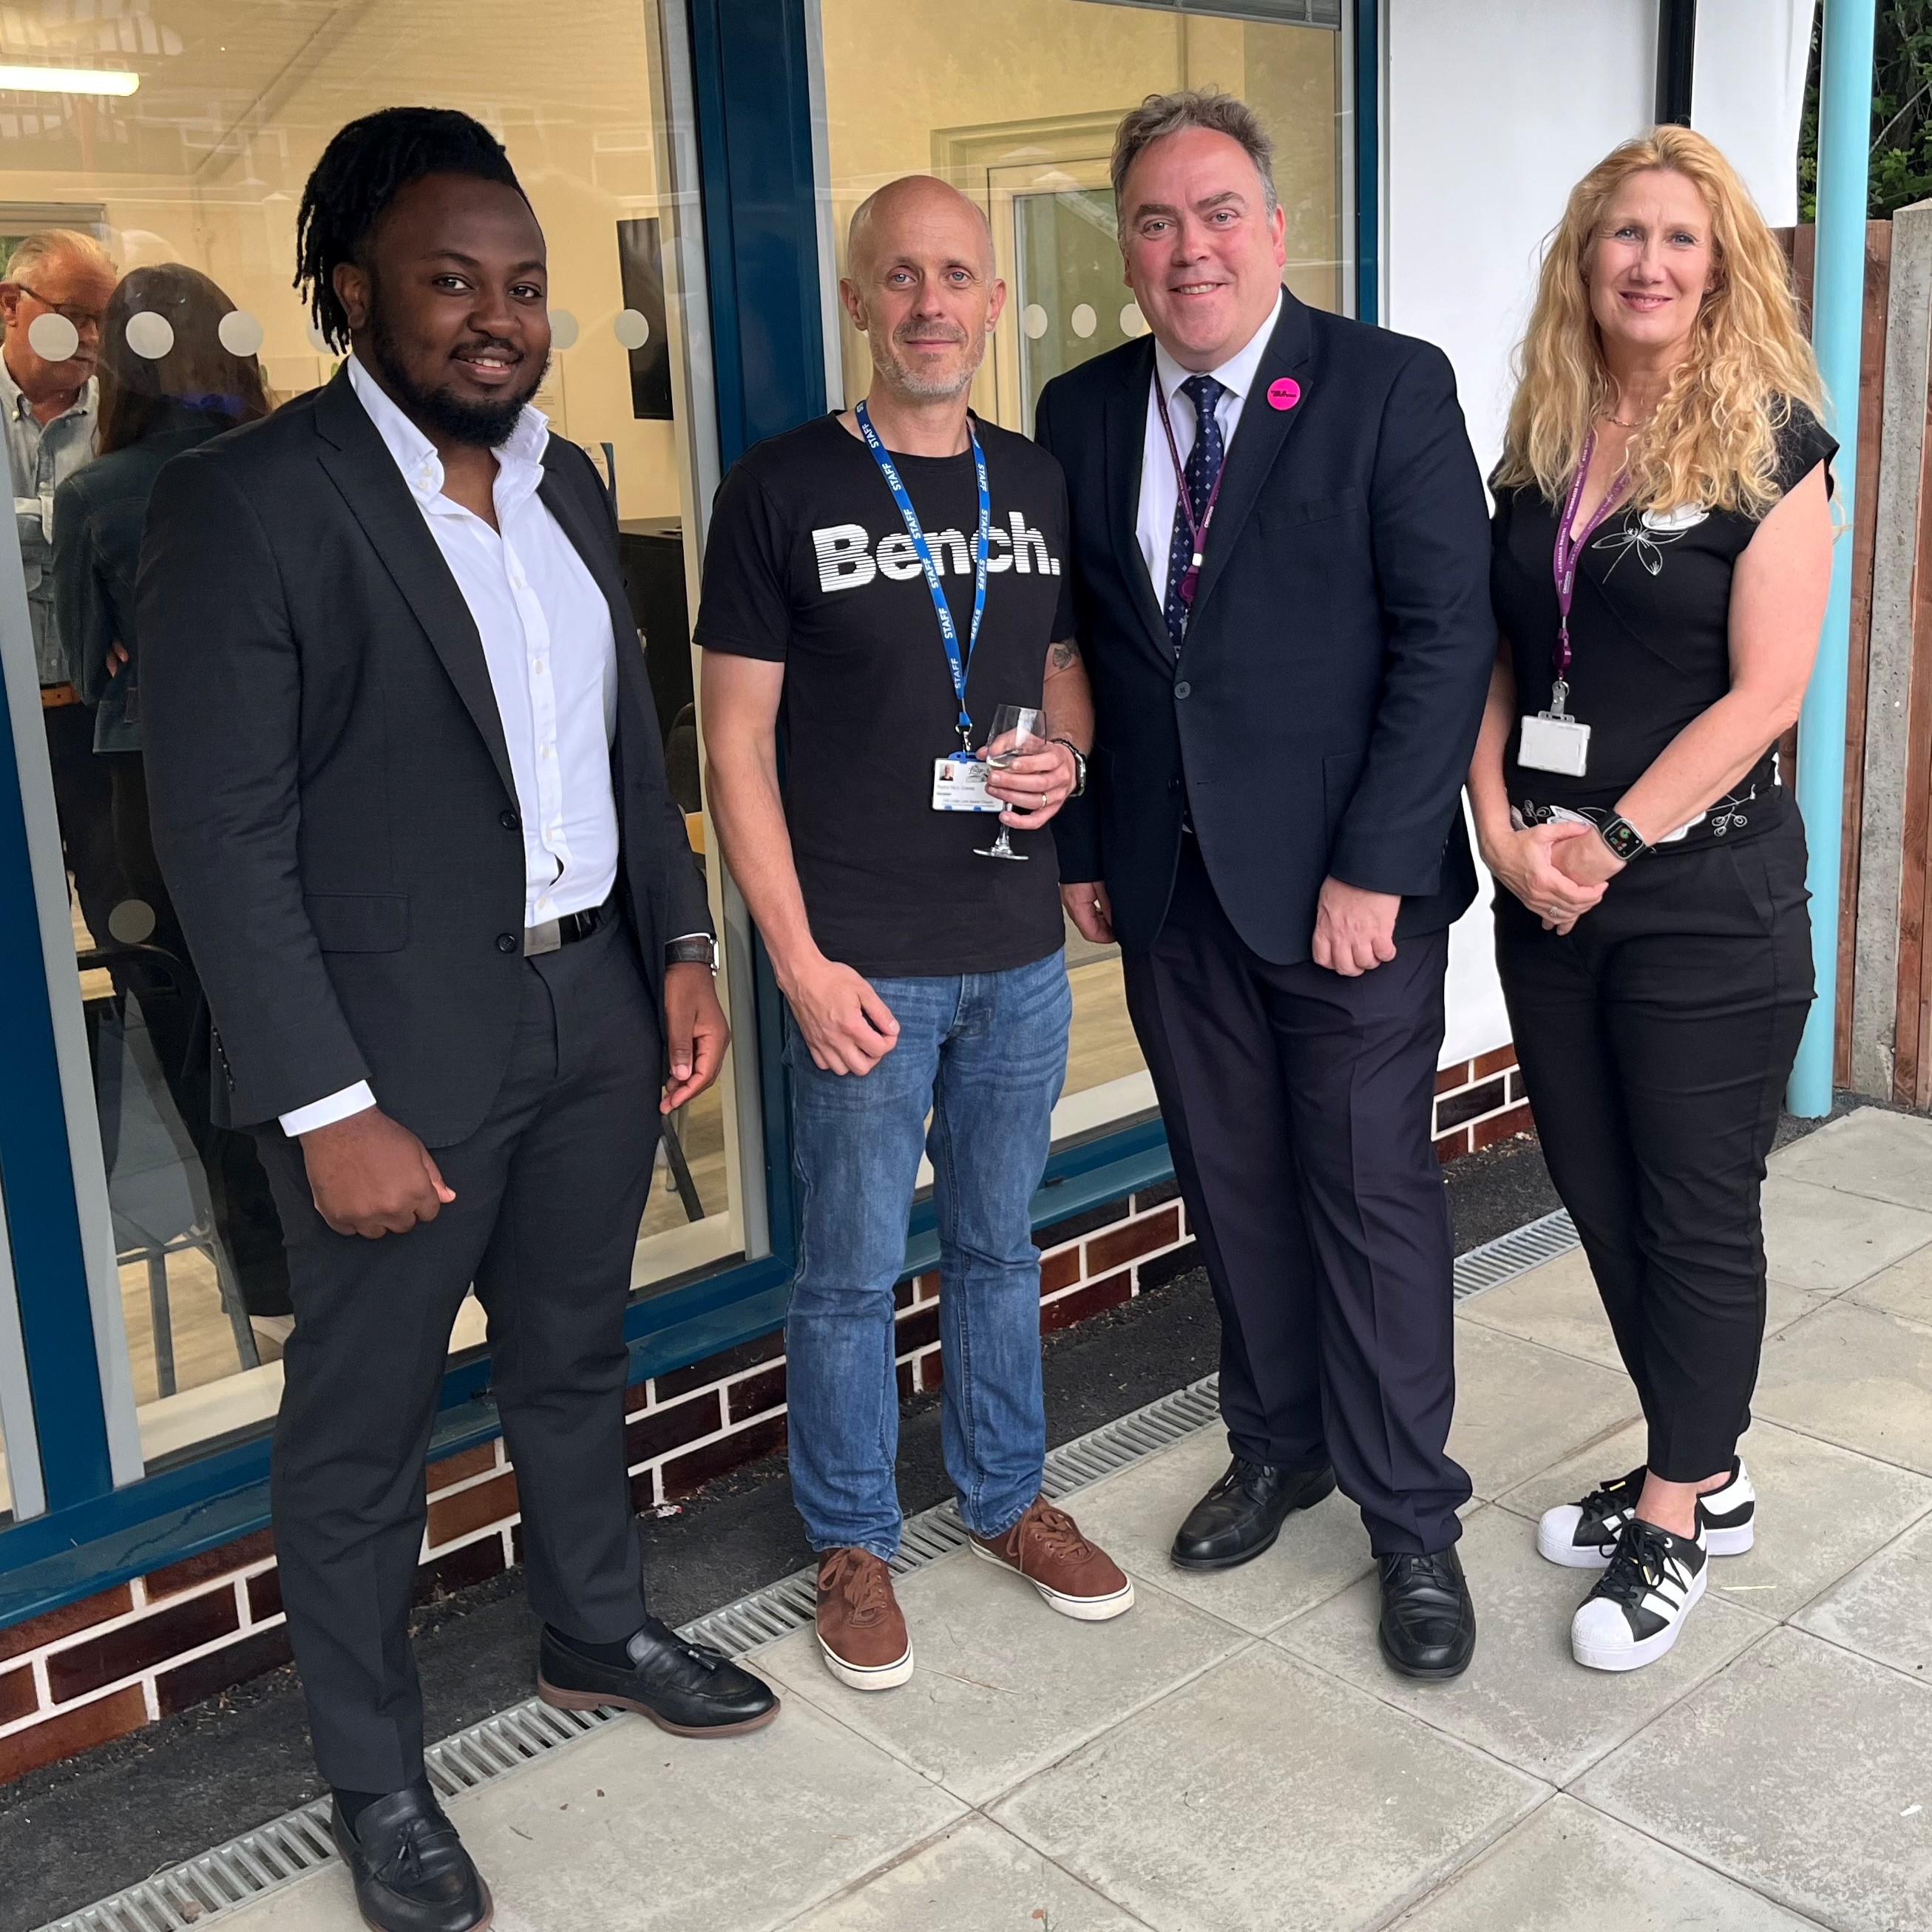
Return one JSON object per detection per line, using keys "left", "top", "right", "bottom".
{"left": 523, "top": 895, "right": 614, "bottom": 957}
{"left": 41, "top": 681, "right": 79, "bottom": 709}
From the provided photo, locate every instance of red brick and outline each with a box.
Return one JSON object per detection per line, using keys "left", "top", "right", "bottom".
{"left": 0, "top": 1663, "right": 35, "bottom": 1725}
{"left": 896, "top": 1358, "right": 915, "bottom": 1402}
{"left": 913, "top": 1271, "right": 941, "bottom": 1303}
{"left": 1436, "top": 1128, "right": 1471, "bottom": 1165}
{"left": 1436, "top": 1077, "right": 1505, "bottom": 1131}
{"left": 413, "top": 1533, "right": 506, "bottom": 1605}
{"left": 46, "top": 1590, "right": 240, "bottom": 1704}
{"left": 0, "top": 1684, "right": 147, "bottom": 1786}
{"left": 1087, "top": 1206, "right": 1179, "bottom": 1276}
{"left": 247, "top": 1567, "right": 283, "bottom": 1624}
{"left": 0, "top": 1584, "right": 134, "bottom": 1666}
{"left": 1435, "top": 1059, "right": 1472, "bottom": 1094}
{"left": 892, "top": 1275, "right": 915, "bottom": 1310}
{"left": 727, "top": 1363, "right": 787, "bottom": 1424}
{"left": 1473, "top": 1045, "right": 1516, "bottom": 1079}
{"left": 915, "top": 1347, "right": 943, "bottom": 1392}
{"left": 146, "top": 1529, "right": 275, "bottom": 1604}
{"left": 1138, "top": 1240, "right": 1201, "bottom": 1293}
{"left": 654, "top": 1329, "right": 782, "bottom": 1401}
{"left": 660, "top": 1414, "right": 787, "bottom": 1499}
{"left": 1034, "top": 1201, "right": 1131, "bottom": 1250}
{"left": 1508, "top": 1069, "right": 1525, "bottom": 1104}
{"left": 1041, "top": 1270, "right": 1131, "bottom": 1334}
{"left": 154, "top": 1625, "right": 293, "bottom": 1718}
{"left": 1472, "top": 1102, "right": 1535, "bottom": 1152}
{"left": 1040, "top": 1246, "right": 1082, "bottom": 1295}
{"left": 894, "top": 1304, "right": 940, "bottom": 1357}
{"left": 426, "top": 1444, "right": 498, "bottom": 1494}
{"left": 424, "top": 1470, "right": 518, "bottom": 1550}
{"left": 624, "top": 1392, "right": 723, "bottom": 1466}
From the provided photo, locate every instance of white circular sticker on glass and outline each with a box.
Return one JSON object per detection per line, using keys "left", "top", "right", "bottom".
{"left": 1120, "top": 302, "right": 1147, "bottom": 338}
{"left": 27, "top": 311, "right": 78, "bottom": 362}
{"left": 1070, "top": 302, "right": 1097, "bottom": 340}
{"left": 126, "top": 311, "right": 175, "bottom": 360}
{"left": 549, "top": 308, "right": 580, "bottom": 351}
{"left": 613, "top": 308, "right": 651, "bottom": 350}
{"left": 1021, "top": 303, "right": 1049, "bottom": 340}
{"left": 217, "top": 310, "right": 265, "bottom": 357}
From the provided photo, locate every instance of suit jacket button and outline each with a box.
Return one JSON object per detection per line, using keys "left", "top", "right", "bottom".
{"left": 500, "top": 807, "right": 521, "bottom": 831}
{"left": 496, "top": 932, "right": 519, "bottom": 954}
{"left": 1174, "top": 681, "right": 1191, "bottom": 699}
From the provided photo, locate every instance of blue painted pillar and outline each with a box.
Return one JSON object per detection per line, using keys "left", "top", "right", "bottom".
{"left": 1789, "top": 0, "right": 1879, "bottom": 1117}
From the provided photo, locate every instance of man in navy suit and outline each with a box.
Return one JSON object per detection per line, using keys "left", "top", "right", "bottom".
{"left": 1038, "top": 89, "right": 1495, "bottom": 1678}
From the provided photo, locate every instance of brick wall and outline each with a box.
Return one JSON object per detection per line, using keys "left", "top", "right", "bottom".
{"left": 0, "top": 1055, "right": 1527, "bottom": 1784}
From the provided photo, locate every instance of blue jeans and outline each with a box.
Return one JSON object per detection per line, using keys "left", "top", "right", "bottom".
{"left": 784, "top": 951, "right": 1071, "bottom": 1560}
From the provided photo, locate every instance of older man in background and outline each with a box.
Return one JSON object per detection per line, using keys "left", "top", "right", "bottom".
{"left": 3, "top": 228, "right": 121, "bottom": 943}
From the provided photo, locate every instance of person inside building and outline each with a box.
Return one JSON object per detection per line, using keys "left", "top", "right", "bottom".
{"left": 1042, "top": 91, "right": 1495, "bottom": 1681}
{"left": 1471, "top": 126, "right": 1831, "bottom": 1673}
{"left": 1, "top": 228, "right": 123, "bottom": 953}
{"left": 141, "top": 109, "right": 776, "bottom": 1932}
{"left": 698, "top": 173, "right": 1133, "bottom": 1698}
{"left": 54, "top": 262, "right": 294, "bottom": 1356}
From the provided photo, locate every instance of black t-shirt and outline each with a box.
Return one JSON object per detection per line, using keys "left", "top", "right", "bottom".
{"left": 695, "top": 411, "right": 1075, "bottom": 977}
{"left": 1490, "top": 399, "right": 1837, "bottom": 841}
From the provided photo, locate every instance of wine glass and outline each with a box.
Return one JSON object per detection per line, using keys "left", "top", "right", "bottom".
{"left": 974, "top": 704, "right": 1046, "bottom": 862}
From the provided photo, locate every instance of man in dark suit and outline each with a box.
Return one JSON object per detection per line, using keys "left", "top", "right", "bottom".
{"left": 143, "top": 109, "right": 776, "bottom": 1932}
{"left": 1039, "top": 90, "right": 1494, "bottom": 1680}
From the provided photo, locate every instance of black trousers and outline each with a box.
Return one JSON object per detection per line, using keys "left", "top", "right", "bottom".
{"left": 43, "top": 699, "right": 126, "bottom": 950}
{"left": 1122, "top": 835, "right": 1471, "bottom": 1555}
{"left": 254, "top": 915, "right": 662, "bottom": 1790}
{"left": 1495, "top": 813, "right": 1813, "bottom": 1482}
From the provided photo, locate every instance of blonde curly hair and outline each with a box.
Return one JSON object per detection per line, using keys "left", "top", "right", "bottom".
{"left": 1494, "top": 125, "right": 1824, "bottom": 516}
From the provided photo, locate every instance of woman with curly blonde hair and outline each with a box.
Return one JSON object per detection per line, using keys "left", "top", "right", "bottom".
{"left": 1468, "top": 126, "right": 1833, "bottom": 1674}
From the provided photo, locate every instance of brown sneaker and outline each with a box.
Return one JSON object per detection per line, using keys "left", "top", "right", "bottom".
{"left": 815, "top": 1548, "right": 914, "bottom": 1691}
{"left": 969, "top": 1498, "right": 1135, "bottom": 1621}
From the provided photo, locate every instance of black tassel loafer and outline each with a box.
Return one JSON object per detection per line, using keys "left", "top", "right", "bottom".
{"left": 537, "top": 1614, "right": 780, "bottom": 1736}
{"left": 331, "top": 1781, "right": 491, "bottom": 1932}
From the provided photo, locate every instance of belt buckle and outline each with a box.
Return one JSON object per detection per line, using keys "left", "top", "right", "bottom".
{"left": 523, "top": 918, "right": 561, "bottom": 957}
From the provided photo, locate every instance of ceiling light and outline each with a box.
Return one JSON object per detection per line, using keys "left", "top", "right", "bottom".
{"left": 0, "top": 65, "right": 140, "bottom": 98}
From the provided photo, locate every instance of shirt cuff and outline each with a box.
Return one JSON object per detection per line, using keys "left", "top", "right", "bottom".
{"left": 279, "top": 1081, "right": 378, "bottom": 1137}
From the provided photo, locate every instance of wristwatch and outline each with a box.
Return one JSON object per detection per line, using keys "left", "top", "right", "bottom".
{"left": 1599, "top": 816, "right": 1649, "bottom": 862}
{"left": 665, "top": 935, "right": 719, "bottom": 973}
{"left": 1053, "top": 737, "right": 1088, "bottom": 798}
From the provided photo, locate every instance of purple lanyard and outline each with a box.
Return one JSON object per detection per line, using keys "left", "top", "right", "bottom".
{"left": 1156, "top": 380, "right": 1227, "bottom": 610}
{"left": 1550, "top": 431, "right": 1626, "bottom": 711}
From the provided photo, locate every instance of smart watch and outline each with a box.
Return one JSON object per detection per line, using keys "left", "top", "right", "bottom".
{"left": 1053, "top": 737, "right": 1088, "bottom": 798}
{"left": 1599, "top": 816, "right": 1649, "bottom": 863}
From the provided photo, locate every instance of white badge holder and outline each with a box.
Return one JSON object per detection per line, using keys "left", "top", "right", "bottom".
{"left": 932, "top": 753, "right": 1001, "bottom": 812}
{"left": 1518, "top": 678, "right": 1591, "bottom": 776}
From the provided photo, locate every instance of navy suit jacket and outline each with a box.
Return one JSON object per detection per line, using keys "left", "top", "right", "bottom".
{"left": 1037, "top": 291, "right": 1496, "bottom": 963}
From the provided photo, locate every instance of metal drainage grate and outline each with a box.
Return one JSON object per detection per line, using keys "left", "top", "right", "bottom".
{"left": 38, "top": 1210, "right": 1574, "bottom": 1932}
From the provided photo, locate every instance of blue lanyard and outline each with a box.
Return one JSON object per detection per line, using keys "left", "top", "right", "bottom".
{"left": 854, "top": 399, "right": 989, "bottom": 750}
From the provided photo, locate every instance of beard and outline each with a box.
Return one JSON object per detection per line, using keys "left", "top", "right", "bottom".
{"left": 868, "top": 319, "right": 988, "bottom": 400}
{"left": 367, "top": 283, "right": 546, "bottom": 447}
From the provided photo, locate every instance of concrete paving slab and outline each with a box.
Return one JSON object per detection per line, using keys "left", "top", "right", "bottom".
{"left": 756, "top": 1546, "right": 1248, "bottom": 1808}
{"left": 1062, "top": 1425, "right": 1375, "bottom": 1636}
{"left": 1796, "top": 1509, "right": 1932, "bottom": 1680}
{"left": 1851, "top": 1239, "right": 1932, "bottom": 1324}
{"left": 1760, "top": 1174, "right": 1932, "bottom": 1292}
{"left": 1271, "top": 1505, "right": 1770, "bottom": 1786}
{"left": 1753, "top": 1298, "right": 1932, "bottom": 1474}
{"left": 1446, "top": 1323, "right": 1638, "bottom": 1501}
{"left": 990, "top": 1643, "right": 1545, "bottom": 1932}
{"left": 1389, "top": 1794, "right": 1820, "bottom": 1931}
{"left": 783, "top": 1814, "right": 1144, "bottom": 1931}
{"left": 1769, "top": 1105, "right": 1932, "bottom": 1212}
{"left": 1577, "top": 1627, "right": 1932, "bottom": 1932}
{"left": 1497, "top": 1417, "right": 1932, "bottom": 1621}
{"left": 202, "top": 1696, "right": 967, "bottom": 1932}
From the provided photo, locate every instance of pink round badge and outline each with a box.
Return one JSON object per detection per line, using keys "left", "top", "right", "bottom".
{"left": 1267, "top": 376, "right": 1302, "bottom": 411}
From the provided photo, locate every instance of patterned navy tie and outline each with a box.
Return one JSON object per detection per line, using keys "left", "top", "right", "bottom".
{"left": 1163, "top": 372, "right": 1227, "bottom": 655}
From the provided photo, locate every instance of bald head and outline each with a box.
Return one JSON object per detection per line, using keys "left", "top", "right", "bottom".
{"left": 841, "top": 174, "right": 1004, "bottom": 406}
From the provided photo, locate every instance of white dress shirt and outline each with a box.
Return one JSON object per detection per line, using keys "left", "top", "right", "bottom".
{"left": 1135, "top": 288, "right": 1284, "bottom": 597}
{"left": 279, "top": 358, "right": 622, "bottom": 1136}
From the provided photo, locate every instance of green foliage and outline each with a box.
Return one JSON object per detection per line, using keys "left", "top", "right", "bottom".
{"left": 1799, "top": 1, "right": 1932, "bottom": 221}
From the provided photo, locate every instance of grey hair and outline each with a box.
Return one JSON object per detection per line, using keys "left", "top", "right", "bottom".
{"left": 3, "top": 228, "right": 114, "bottom": 282}
{"left": 1111, "top": 89, "right": 1278, "bottom": 219}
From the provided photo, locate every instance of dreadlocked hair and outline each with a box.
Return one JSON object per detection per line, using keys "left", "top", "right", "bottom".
{"left": 294, "top": 106, "right": 523, "bottom": 353}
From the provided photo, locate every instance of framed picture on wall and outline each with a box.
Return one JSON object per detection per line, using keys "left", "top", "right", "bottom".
{"left": 614, "top": 217, "right": 673, "bottom": 421}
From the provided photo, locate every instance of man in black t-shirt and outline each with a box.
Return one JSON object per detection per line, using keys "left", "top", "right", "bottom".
{"left": 698, "top": 174, "right": 1133, "bottom": 1695}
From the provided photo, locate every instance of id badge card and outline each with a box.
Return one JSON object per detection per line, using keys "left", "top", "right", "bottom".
{"left": 1518, "top": 711, "right": 1592, "bottom": 778}
{"left": 932, "top": 752, "right": 1002, "bottom": 813}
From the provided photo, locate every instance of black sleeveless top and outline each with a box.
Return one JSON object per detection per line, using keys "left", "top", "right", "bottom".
{"left": 1489, "top": 399, "right": 1836, "bottom": 847}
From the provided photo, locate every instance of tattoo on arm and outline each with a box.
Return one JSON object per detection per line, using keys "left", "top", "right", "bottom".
{"left": 1047, "top": 639, "right": 1081, "bottom": 672}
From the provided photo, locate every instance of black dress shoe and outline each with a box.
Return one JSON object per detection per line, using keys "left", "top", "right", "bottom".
{"left": 1377, "top": 1546, "right": 1477, "bottom": 1680}
{"left": 538, "top": 1615, "right": 780, "bottom": 1736}
{"left": 1170, "top": 1457, "right": 1338, "bottom": 1570}
{"left": 331, "top": 1780, "right": 491, "bottom": 1932}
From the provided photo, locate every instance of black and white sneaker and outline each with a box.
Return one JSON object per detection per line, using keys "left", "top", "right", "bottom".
{"left": 1539, "top": 1459, "right": 1755, "bottom": 1567}
{"left": 1571, "top": 1518, "right": 1707, "bottom": 1672}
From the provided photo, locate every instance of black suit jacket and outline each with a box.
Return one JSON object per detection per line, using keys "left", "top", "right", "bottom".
{"left": 140, "top": 365, "right": 709, "bottom": 1145}
{"left": 1037, "top": 292, "right": 1495, "bottom": 963}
